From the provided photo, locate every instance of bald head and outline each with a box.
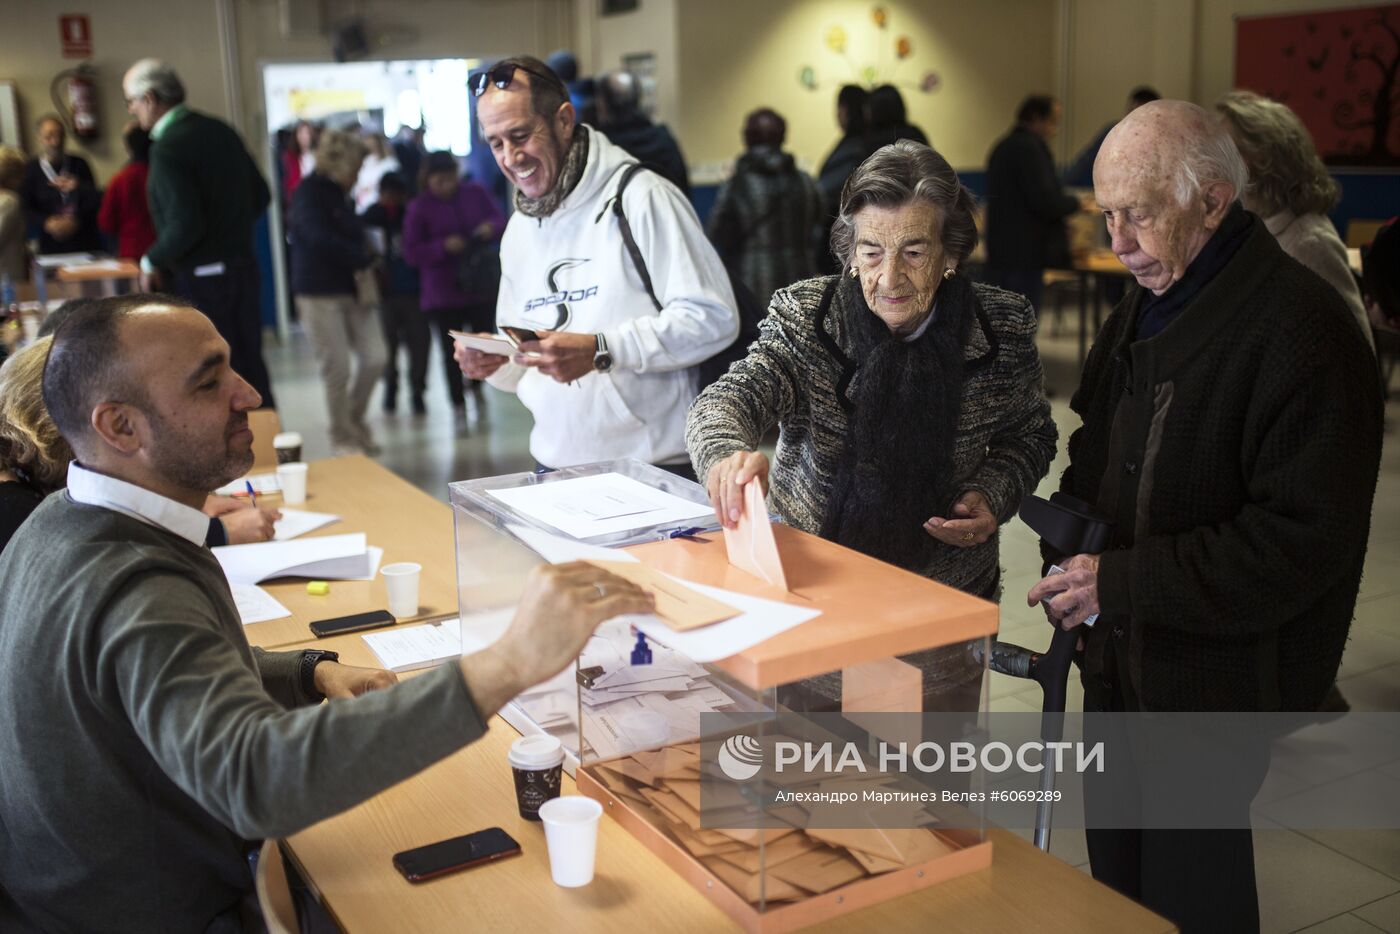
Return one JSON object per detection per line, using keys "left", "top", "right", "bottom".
{"left": 1093, "top": 100, "right": 1247, "bottom": 295}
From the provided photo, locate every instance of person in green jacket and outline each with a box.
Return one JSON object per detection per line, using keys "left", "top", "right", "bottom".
{"left": 122, "top": 58, "right": 276, "bottom": 405}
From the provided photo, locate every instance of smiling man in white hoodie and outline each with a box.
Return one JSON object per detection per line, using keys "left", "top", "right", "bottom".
{"left": 457, "top": 56, "right": 738, "bottom": 480}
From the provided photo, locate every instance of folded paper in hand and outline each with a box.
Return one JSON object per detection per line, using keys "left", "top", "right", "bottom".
{"left": 723, "top": 479, "right": 788, "bottom": 591}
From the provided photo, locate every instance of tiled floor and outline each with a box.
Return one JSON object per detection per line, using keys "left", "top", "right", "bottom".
{"left": 264, "top": 317, "right": 1400, "bottom": 933}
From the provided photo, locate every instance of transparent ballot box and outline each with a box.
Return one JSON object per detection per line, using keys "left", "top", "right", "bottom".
{"left": 448, "top": 460, "right": 722, "bottom": 763}
{"left": 450, "top": 460, "right": 996, "bottom": 931}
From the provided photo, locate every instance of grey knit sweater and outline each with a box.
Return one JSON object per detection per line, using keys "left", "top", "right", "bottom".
{"left": 687, "top": 275, "right": 1057, "bottom": 597}
{"left": 0, "top": 494, "right": 485, "bottom": 933}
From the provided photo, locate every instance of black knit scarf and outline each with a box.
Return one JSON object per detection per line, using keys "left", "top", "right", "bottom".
{"left": 818, "top": 273, "right": 977, "bottom": 572}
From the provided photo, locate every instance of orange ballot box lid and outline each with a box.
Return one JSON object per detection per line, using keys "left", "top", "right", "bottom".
{"left": 624, "top": 523, "right": 999, "bottom": 691}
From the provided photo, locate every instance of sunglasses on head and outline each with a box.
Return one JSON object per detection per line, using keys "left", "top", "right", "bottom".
{"left": 470, "top": 62, "right": 556, "bottom": 98}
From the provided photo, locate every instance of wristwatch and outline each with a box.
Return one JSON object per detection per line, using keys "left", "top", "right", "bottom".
{"left": 300, "top": 648, "right": 340, "bottom": 702}
{"left": 593, "top": 333, "right": 613, "bottom": 373}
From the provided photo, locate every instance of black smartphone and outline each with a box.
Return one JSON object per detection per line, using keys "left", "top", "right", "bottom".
{"left": 500, "top": 325, "right": 542, "bottom": 349}
{"left": 308, "top": 609, "right": 395, "bottom": 638}
{"left": 392, "top": 828, "right": 522, "bottom": 883}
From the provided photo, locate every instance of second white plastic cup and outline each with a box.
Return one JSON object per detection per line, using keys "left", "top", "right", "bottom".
{"left": 538, "top": 796, "right": 603, "bottom": 887}
{"left": 381, "top": 561, "right": 422, "bottom": 618}
{"left": 276, "top": 462, "right": 308, "bottom": 505}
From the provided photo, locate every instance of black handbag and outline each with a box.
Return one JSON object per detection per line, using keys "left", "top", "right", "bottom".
{"left": 456, "top": 240, "right": 501, "bottom": 298}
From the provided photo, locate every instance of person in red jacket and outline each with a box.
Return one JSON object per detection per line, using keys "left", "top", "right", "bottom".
{"left": 97, "top": 122, "right": 157, "bottom": 261}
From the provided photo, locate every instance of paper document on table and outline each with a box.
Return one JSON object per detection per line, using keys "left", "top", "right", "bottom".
{"left": 505, "top": 524, "right": 640, "bottom": 565}
{"left": 272, "top": 509, "right": 340, "bottom": 541}
{"left": 229, "top": 583, "right": 291, "bottom": 625}
{"left": 215, "top": 473, "right": 280, "bottom": 497}
{"left": 33, "top": 253, "right": 96, "bottom": 268}
{"left": 213, "top": 533, "right": 380, "bottom": 585}
{"left": 486, "top": 472, "right": 711, "bottom": 539}
{"left": 627, "top": 581, "right": 821, "bottom": 663}
{"left": 363, "top": 618, "right": 464, "bottom": 672}
{"left": 723, "top": 479, "right": 788, "bottom": 591}
{"left": 585, "top": 560, "right": 739, "bottom": 630}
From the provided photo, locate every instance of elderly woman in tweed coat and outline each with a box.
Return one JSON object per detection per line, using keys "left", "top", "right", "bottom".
{"left": 687, "top": 140, "right": 1057, "bottom": 603}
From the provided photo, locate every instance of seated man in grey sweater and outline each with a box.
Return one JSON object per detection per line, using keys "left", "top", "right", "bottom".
{"left": 0, "top": 294, "right": 653, "bottom": 933}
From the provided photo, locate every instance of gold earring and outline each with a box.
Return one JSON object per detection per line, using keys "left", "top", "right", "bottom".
{"left": 850, "top": 266, "right": 859, "bottom": 279}
{"left": 942, "top": 267, "right": 955, "bottom": 281}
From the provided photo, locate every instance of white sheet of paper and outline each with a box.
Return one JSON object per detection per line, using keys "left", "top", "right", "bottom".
{"left": 362, "top": 618, "right": 463, "bottom": 672}
{"left": 625, "top": 581, "right": 822, "bottom": 663}
{"left": 213, "top": 533, "right": 374, "bottom": 585}
{"left": 487, "top": 473, "right": 711, "bottom": 539}
{"left": 506, "top": 524, "right": 641, "bottom": 565}
{"left": 215, "top": 473, "right": 281, "bottom": 497}
{"left": 229, "top": 583, "right": 291, "bottom": 625}
{"left": 34, "top": 252, "right": 97, "bottom": 268}
{"left": 272, "top": 509, "right": 340, "bottom": 541}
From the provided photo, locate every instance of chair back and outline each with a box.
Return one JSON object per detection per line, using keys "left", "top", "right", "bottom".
{"left": 248, "top": 409, "right": 282, "bottom": 472}
{"left": 254, "top": 839, "right": 299, "bottom": 934}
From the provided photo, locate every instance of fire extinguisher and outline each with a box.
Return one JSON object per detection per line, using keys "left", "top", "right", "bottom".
{"left": 51, "top": 64, "right": 100, "bottom": 141}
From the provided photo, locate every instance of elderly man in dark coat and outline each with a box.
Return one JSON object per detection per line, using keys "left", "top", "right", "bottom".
{"left": 1028, "top": 100, "right": 1383, "bottom": 934}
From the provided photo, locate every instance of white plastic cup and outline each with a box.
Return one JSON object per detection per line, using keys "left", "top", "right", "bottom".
{"left": 538, "top": 796, "right": 603, "bottom": 887}
{"left": 20, "top": 312, "right": 40, "bottom": 344}
{"left": 276, "top": 462, "right": 308, "bottom": 505}
{"left": 381, "top": 561, "right": 422, "bottom": 618}
{"left": 272, "top": 431, "right": 303, "bottom": 464}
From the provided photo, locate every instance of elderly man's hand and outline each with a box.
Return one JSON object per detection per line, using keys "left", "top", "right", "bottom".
{"left": 705, "top": 451, "right": 771, "bottom": 529}
{"left": 925, "top": 491, "right": 997, "bottom": 548}
{"left": 313, "top": 661, "right": 398, "bottom": 700}
{"left": 458, "top": 563, "right": 655, "bottom": 718}
{"left": 454, "top": 339, "right": 508, "bottom": 380}
{"left": 514, "top": 330, "right": 598, "bottom": 384}
{"left": 50, "top": 173, "right": 79, "bottom": 195}
{"left": 1027, "top": 553, "right": 1102, "bottom": 630}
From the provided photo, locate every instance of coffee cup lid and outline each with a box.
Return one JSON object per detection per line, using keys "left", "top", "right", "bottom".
{"left": 509, "top": 734, "right": 564, "bottom": 769}
{"left": 273, "top": 432, "right": 303, "bottom": 447}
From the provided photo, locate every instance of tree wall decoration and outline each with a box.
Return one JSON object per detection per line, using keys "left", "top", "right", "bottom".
{"left": 798, "top": 5, "right": 941, "bottom": 96}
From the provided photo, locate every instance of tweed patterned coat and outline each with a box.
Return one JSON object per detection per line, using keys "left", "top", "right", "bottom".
{"left": 686, "top": 274, "right": 1057, "bottom": 598}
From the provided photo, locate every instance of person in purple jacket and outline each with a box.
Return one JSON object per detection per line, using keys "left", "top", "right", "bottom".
{"left": 402, "top": 151, "right": 507, "bottom": 409}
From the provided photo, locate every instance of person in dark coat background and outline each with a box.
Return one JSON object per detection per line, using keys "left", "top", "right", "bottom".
{"left": 595, "top": 71, "right": 690, "bottom": 197}
{"left": 865, "top": 85, "right": 929, "bottom": 150}
{"left": 707, "top": 108, "right": 820, "bottom": 309}
{"left": 815, "top": 84, "right": 873, "bottom": 273}
{"left": 983, "top": 94, "right": 1082, "bottom": 313}
{"left": 19, "top": 115, "right": 101, "bottom": 255}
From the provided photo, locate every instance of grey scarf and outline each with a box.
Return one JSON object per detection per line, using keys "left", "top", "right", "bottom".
{"left": 514, "top": 126, "right": 591, "bottom": 219}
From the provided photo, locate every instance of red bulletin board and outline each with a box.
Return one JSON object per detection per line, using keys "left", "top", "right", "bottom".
{"left": 1235, "top": 4, "right": 1400, "bottom": 166}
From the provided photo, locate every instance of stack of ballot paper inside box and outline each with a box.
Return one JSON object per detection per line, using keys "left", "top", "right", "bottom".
{"left": 589, "top": 739, "right": 958, "bottom": 908}
{"left": 511, "top": 619, "right": 763, "bottom": 760}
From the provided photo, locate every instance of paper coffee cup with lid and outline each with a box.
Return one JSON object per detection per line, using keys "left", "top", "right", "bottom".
{"left": 508, "top": 734, "right": 564, "bottom": 820}
{"left": 272, "top": 431, "right": 303, "bottom": 464}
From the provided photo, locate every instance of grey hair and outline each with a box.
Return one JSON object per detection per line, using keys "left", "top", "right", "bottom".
{"left": 1214, "top": 90, "right": 1339, "bottom": 216}
{"left": 125, "top": 59, "right": 186, "bottom": 106}
{"left": 830, "top": 140, "right": 979, "bottom": 267}
{"left": 1172, "top": 121, "right": 1248, "bottom": 208}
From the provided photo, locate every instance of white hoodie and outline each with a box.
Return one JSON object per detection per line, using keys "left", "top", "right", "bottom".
{"left": 488, "top": 128, "right": 738, "bottom": 468}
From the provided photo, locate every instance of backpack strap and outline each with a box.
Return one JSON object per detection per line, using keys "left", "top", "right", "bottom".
{"left": 595, "top": 162, "right": 663, "bottom": 313}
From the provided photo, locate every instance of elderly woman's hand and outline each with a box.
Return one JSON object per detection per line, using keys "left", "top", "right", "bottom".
{"left": 924, "top": 490, "right": 997, "bottom": 548}
{"left": 705, "top": 451, "right": 771, "bottom": 529}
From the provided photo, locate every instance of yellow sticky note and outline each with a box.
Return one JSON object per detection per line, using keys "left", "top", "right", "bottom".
{"left": 306, "top": 581, "right": 330, "bottom": 596}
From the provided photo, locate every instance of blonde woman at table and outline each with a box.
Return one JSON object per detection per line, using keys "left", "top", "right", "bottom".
{"left": 0, "top": 334, "right": 280, "bottom": 555}
{"left": 0, "top": 294, "right": 655, "bottom": 934}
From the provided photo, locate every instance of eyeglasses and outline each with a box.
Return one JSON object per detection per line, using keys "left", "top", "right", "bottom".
{"left": 470, "top": 62, "right": 556, "bottom": 98}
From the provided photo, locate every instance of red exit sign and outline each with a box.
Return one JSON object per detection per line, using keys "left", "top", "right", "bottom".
{"left": 60, "top": 14, "right": 91, "bottom": 58}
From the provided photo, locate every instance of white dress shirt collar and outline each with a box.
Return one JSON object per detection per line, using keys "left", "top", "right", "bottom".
{"left": 66, "top": 462, "right": 210, "bottom": 547}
